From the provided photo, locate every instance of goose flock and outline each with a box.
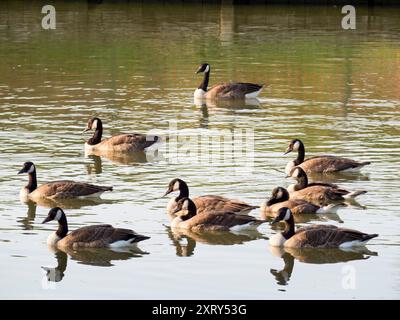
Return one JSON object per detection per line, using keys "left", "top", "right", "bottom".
{"left": 17, "top": 63, "right": 378, "bottom": 253}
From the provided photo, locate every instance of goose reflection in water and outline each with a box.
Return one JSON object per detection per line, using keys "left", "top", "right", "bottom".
{"left": 194, "top": 97, "right": 261, "bottom": 110}
{"left": 42, "top": 245, "right": 148, "bottom": 283}
{"left": 21, "top": 196, "right": 117, "bottom": 210}
{"left": 166, "top": 226, "right": 267, "bottom": 257}
{"left": 269, "top": 246, "right": 377, "bottom": 287}
{"left": 18, "top": 202, "right": 37, "bottom": 230}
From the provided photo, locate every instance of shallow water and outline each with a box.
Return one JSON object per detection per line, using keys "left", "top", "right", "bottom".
{"left": 0, "top": 1, "right": 400, "bottom": 299}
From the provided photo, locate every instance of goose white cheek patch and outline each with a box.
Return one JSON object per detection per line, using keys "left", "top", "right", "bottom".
{"left": 284, "top": 209, "right": 291, "bottom": 221}
{"left": 276, "top": 190, "right": 283, "bottom": 198}
{"left": 27, "top": 165, "right": 35, "bottom": 173}
{"left": 92, "top": 119, "right": 98, "bottom": 129}
{"left": 173, "top": 181, "right": 180, "bottom": 191}
{"left": 204, "top": 65, "right": 209, "bottom": 73}
{"left": 293, "top": 141, "right": 300, "bottom": 151}
{"left": 54, "top": 210, "right": 63, "bottom": 221}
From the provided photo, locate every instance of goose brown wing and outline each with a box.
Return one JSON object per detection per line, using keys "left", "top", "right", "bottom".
{"left": 207, "top": 83, "right": 262, "bottom": 99}
{"left": 104, "top": 133, "right": 159, "bottom": 150}
{"left": 291, "top": 186, "right": 345, "bottom": 206}
{"left": 63, "top": 225, "right": 140, "bottom": 247}
{"left": 193, "top": 195, "right": 258, "bottom": 214}
{"left": 189, "top": 212, "right": 263, "bottom": 231}
{"left": 301, "top": 156, "right": 368, "bottom": 173}
{"left": 37, "top": 181, "right": 112, "bottom": 198}
{"left": 292, "top": 225, "right": 375, "bottom": 248}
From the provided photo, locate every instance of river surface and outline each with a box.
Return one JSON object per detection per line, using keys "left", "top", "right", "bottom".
{"left": 0, "top": 1, "right": 399, "bottom": 299}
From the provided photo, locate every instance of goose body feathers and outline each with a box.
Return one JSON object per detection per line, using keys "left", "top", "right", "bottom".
{"left": 171, "top": 197, "right": 266, "bottom": 232}
{"left": 269, "top": 208, "right": 378, "bottom": 248}
{"left": 284, "top": 139, "right": 370, "bottom": 175}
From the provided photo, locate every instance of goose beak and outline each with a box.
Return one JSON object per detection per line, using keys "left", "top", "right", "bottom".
{"left": 285, "top": 175, "right": 291, "bottom": 178}
{"left": 283, "top": 148, "right": 292, "bottom": 155}
{"left": 162, "top": 188, "right": 173, "bottom": 198}
{"left": 18, "top": 169, "right": 25, "bottom": 174}
{"left": 172, "top": 207, "right": 181, "bottom": 214}
{"left": 271, "top": 217, "right": 280, "bottom": 225}
{"left": 42, "top": 216, "right": 52, "bottom": 224}
{"left": 82, "top": 128, "right": 90, "bottom": 133}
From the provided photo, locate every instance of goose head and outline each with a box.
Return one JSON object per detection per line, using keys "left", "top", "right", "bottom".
{"left": 289, "top": 166, "right": 307, "bottom": 180}
{"left": 267, "top": 187, "right": 290, "bottom": 206}
{"left": 271, "top": 207, "right": 293, "bottom": 225}
{"left": 284, "top": 139, "right": 303, "bottom": 155}
{"left": 18, "top": 161, "right": 36, "bottom": 174}
{"left": 83, "top": 117, "right": 102, "bottom": 133}
{"left": 173, "top": 197, "right": 197, "bottom": 217}
{"left": 163, "top": 178, "right": 187, "bottom": 197}
{"left": 42, "top": 207, "right": 65, "bottom": 224}
{"left": 195, "top": 63, "right": 210, "bottom": 74}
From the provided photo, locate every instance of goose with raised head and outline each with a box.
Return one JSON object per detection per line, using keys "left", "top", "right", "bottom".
{"left": 18, "top": 162, "right": 112, "bottom": 202}
{"left": 194, "top": 63, "right": 263, "bottom": 99}
{"left": 287, "top": 167, "right": 367, "bottom": 206}
{"left": 261, "top": 186, "right": 342, "bottom": 219}
{"left": 163, "top": 178, "right": 258, "bottom": 216}
{"left": 171, "top": 197, "right": 266, "bottom": 232}
{"left": 269, "top": 207, "right": 378, "bottom": 248}
{"left": 42, "top": 207, "right": 150, "bottom": 249}
{"left": 83, "top": 117, "right": 160, "bottom": 153}
{"left": 284, "top": 139, "right": 371, "bottom": 175}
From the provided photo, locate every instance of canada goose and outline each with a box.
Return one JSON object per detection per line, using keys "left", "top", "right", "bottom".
{"left": 194, "top": 63, "right": 263, "bottom": 99}
{"left": 171, "top": 197, "right": 267, "bottom": 232}
{"left": 163, "top": 178, "right": 258, "bottom": 216}
{"left": 260, "top": 186, "right": 342, "bottom": 219}
{"left": 284, "top": 139, "right": 371, "bottom": 175}
{"left": 42, "top": 207, "right": 150, "bottom": 249}
{"left": 83, "top": 117, "right": 160, "bottom": 152}
{"left": 288, "top": 167, "right": 367, "bottom": 206}
{"left": 269, "top": 207, "right": 378, "bottom": 248}
{"left": 18, "top": 162, "right": 113, "bottom": 202}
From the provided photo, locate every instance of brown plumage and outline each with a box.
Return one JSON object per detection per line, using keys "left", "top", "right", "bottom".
{"left": 42, "top": 207, "right": 150, "bottom": 249}
{"left": 284, "top": 139, "right": 371, "bottom": 175}
{"left": 83, "top": 117, "right": 159, "bottom": 152}
{"left": 204, "top": 83, "right": 264, "bottom": 99}
{"left": 261, "top": 186, "right": 330, "bottom": 219}
{"left": 18, "top": 162, "right": 112, "bottom": 202}
{"left": 269, "top": 207, "right": 378, "bottom": 248}
{"left": 194, "top": 63, "right": 263, "bottom": 99}
{"left": 288, "top": 167, "right": 367, "bottom": 206}
{"left": 164, "top": 178, "right": 258, "bottom": 216}
{"left": 171, "top": 197, "right": 266, "bottom": 232}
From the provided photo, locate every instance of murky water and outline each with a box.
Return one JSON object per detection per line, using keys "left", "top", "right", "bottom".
{"left": 0, "top": 1, "right": 400, "bottom": 299}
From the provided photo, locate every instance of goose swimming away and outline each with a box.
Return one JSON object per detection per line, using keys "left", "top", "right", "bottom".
{"left": 284, "top": 139, "right": 371, "bottom": 175}
{"left": 42, "top": 207, "right": 150, "bottom": 249}
{"left": 83, "top": 117, "right": 160, "bottom": 153}
{"left": 18, "top": 161, "right": 112, "bottom": 202}
{"left": 194, "top": 63, "right": 263, "bottom": 99}
{"left": 269, "top": 207, "right": 378, "bottom": 248}
{"left": 171, "top": 197, "right": 267, "bottom": 232}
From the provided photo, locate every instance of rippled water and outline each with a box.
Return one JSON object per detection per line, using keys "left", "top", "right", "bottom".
{"left": 1, "top": 1, "right": 400, "bottom": 299}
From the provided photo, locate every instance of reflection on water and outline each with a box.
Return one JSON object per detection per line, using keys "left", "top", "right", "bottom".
{"left": 17, "top": 202, "right": 37, "bottom": 230}
{"left": 269, "top": 246, "right": 377, "bottom": 287}
{"left": 21, "top": 197, "right": 117, "bottom": 210}
{"left": 167, "top": 226, "right": 266, "bottom": 257}
{"left": 42, "top": 245, "right": 148, "bottom": 283}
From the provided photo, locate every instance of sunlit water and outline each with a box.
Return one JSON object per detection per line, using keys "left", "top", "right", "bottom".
{"left": 0, "top": 1, "right": 400, "bottom": 299}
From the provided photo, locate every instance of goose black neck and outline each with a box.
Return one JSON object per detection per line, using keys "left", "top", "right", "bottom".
{"left": 176, "top": 182, "right": 189, "bottom": 201}
{"left": 198, "top": 71, "right": 210, "bottom": 91}
{"left": 295, "top": 142, "right": 305, "bottom": 165}
{"left": 88, "top": 120, "right": 103, "bottom": 145}
{"left": 27, "top": 170, "right": 38, "bottom": 192}
{"left": 56, "top": 214, "right": 68, "bottom": 239}
{"left": 282, "top": 215, "right": 295, "bottom": 240}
